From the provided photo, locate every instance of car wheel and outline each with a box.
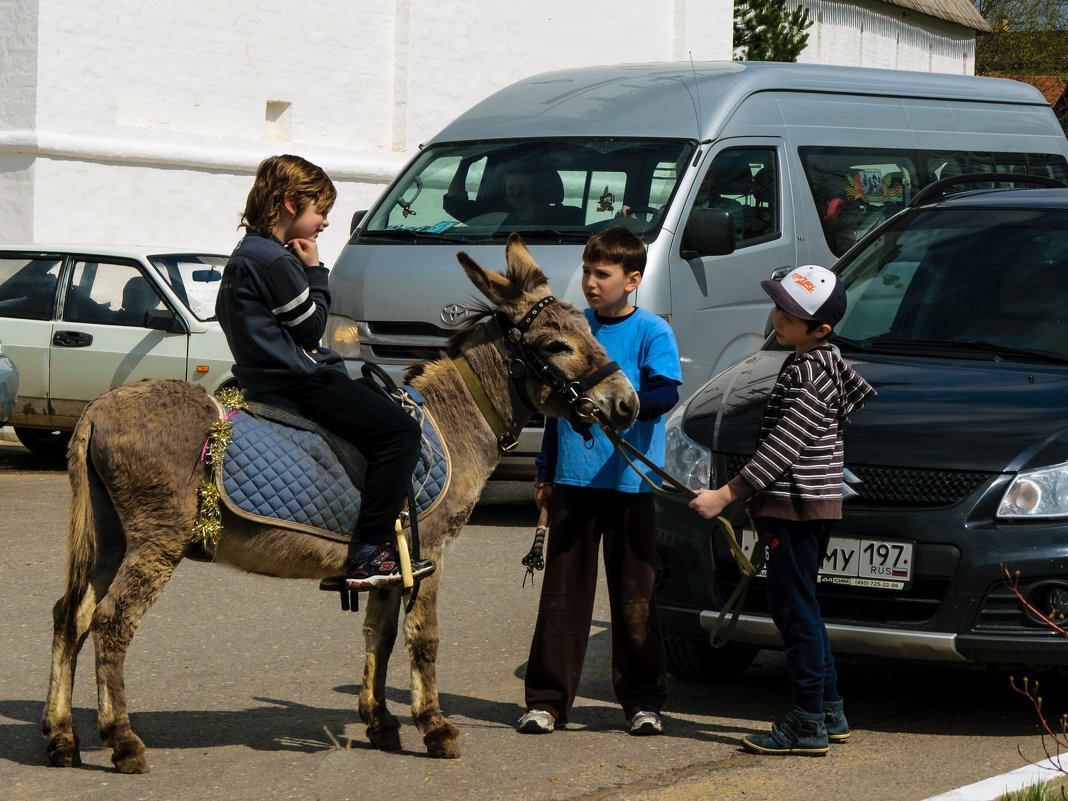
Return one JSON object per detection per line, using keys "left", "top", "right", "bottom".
{"left": 13, "top": 427, "right": 72, "bottom": 460}
{"left": 664, "top": 635, "right": 758, "bottom": 681}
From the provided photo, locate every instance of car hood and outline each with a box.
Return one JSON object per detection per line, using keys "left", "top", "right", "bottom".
{"left": 684, "top": 349, "right": 1068, "bottom": 473}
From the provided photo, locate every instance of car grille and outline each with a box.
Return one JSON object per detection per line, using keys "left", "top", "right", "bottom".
{"left": 723, "top": 455, "right": 992, "bottom": 506}
{"left": 365, "top": 321, "right": 450, "bottom": 362}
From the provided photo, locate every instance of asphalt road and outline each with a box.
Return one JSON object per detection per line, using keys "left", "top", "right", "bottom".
{"left": 0, "top": 438, "right": 1062, "bottom": 801}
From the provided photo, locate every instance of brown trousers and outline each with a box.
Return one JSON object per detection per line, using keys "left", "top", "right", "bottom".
{"left": 523, "top": 484, "right": 667, "bottom": 723}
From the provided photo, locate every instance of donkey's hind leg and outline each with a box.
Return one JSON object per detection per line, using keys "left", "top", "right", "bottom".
{"left": 42, "top": 587, "right": 97, "bottom": 767}
{"left": 359, "top": 587, "right": 403, "bottom": 751}
{"left": 92, "top": 544, "right": 182, "bottom": 774}
{"left": 405, "top": 572, "right": 460, "bottom": 758}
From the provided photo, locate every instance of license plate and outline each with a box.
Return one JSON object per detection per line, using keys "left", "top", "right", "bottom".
{"left": 739, "top": 528, "right": 914, "bottom": 589}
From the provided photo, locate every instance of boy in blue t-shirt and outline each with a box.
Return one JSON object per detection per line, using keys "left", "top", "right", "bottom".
{"left": 517, "top": 226, "right": 682, "bottom": 736}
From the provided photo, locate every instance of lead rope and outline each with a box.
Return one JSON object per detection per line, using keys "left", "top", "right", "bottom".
{"left": 580, "top": 402, "right": 765, "bottom": 647}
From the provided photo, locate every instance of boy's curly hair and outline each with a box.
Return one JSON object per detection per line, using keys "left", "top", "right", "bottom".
{"left": 582, "top": 225, "right": 647, "bottom": 275}
{"left": 240, "top": 154, "right": 337, "bottom": 231}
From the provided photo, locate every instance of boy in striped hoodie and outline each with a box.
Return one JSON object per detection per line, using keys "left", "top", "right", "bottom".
{"left": 690, "top": 264, "right": 875, "bottom": 756}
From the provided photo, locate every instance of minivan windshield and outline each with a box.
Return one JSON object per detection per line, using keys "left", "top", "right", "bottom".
{"left": 360, "top": 139, "right": 697, "bottom": 243}
{"left": 835, "top": 206, "right": 1068, "bottom": 360}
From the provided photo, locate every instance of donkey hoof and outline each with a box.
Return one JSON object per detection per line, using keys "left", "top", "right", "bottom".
{"left": 45, "top": 736, "right": 82, "bottom": 768}
{"left": 367, "top": 724, "right": 402, "bottom": 752}
{"left": 424, "top": 723, "right": 461, "bottom": 759}
{"left": 111, "top": 737, "right": 149, "bottom": 774}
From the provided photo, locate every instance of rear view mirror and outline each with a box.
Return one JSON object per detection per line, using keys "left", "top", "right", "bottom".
{"left": 191, "top": 269, "right": 222, "bottom": 282}
{"left": 680, "top": 208, "right": 736, "bottom": 259}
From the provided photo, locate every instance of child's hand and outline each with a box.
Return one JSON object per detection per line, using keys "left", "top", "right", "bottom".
{"left": 689, "top": 487, "right": 732, "bottom": 519}
{"left": 286, "top": 237, "right": 320, "bottom": 267}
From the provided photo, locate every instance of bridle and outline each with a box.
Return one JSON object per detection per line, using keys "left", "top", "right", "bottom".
{"left": 451, "top": 295, "right": 622, "bottom": 452}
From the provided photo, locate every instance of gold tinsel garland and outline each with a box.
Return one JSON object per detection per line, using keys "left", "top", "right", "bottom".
{"left": 191, "top": 388, "right": 249, "bottom": 548}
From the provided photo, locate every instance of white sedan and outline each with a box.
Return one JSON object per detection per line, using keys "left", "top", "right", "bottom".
{"left": 0, "top": 244, "right": 235, "bottom": 456}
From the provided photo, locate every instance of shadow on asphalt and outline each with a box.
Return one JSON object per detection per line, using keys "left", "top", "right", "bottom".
{"left": 0, "top": 441, "right": 66, "bottom": 472}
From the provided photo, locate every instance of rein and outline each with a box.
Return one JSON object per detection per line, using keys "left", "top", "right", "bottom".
{"left": 580, "top": 401, "right": 765, "bottom": 647}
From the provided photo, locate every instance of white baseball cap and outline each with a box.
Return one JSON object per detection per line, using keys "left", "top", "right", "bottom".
{"left": 761, "top": 264, "right": 846, "bottom": 327}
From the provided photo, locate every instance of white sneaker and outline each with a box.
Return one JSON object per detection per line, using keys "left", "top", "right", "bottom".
{"left": 516, "top": 709, "right": 555, "bottom": 734}
{"left": 628, "top": 711, "right": 663, "bottom": 736}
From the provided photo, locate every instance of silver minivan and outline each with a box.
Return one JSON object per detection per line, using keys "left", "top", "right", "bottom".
{"left": 325, "top": 61, "right": 1068, "bottom": 477}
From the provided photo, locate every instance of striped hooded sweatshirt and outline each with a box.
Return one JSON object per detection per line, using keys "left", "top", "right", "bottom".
{"left": 726, "top": 345, "right": 876, "bottom": 521}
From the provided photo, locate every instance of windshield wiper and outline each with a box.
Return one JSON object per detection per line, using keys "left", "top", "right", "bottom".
{"left": 862, "top": 336, "right": 1068, "bottom": 363}
{"left": 360, "top": 228, "right": 485, "bottom": 244}
{"left": 491, "top": 228, "right": 590, "bottom": 243}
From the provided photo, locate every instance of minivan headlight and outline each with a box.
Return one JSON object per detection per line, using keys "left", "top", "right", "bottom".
{"left": 664, "top": 411, "right": 711, "bottom": 492}
{"left": 998, "top": 462, "right": 1068, "bottom": 518}
{"left": 323, "top": 314, "right": 360, "bottom": 359}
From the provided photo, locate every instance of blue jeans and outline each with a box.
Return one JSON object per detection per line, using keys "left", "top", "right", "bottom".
{"left": 758, "top": 517, "right": 839, "bottom": 714}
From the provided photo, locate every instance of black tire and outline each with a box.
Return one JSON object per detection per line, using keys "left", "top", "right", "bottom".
{"left": 664, "top": 635, "right": 759, "bottom": 681}
{"left": 13, "top": 426, "right": 72, "bottom": 460}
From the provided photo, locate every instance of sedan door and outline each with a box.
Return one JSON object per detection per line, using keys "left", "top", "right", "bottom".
{"left": 48, "top": 259, "right": 189, "bottom": 425}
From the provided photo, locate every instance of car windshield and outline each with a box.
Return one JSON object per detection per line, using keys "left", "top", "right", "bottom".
{"left": 834, "top": 206, "right": 1068, "bottom": 360}
{"left": 148, "top": 254, "right": 227, "bottom": 321}
{"left": 360, "top": 139, "right": 696, "bottom": 243}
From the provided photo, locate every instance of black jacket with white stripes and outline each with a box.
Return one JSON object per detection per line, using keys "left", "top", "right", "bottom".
{"left": 727, "top": 345, "right": 876, "bottom": 521}
{"left": 216, "top": 228, "right": 345, "bottom": 392}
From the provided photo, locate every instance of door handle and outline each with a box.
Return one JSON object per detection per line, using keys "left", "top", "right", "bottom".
{"left": 770, "top": 265, "right": 792, "bottom": 281}
{"left": 52, "top": 330, "right": 93, "bottom": 347}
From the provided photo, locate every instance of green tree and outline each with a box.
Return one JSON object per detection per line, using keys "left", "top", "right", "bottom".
{"left": 974, "top": 1, "right": 1068, "bottom": 133}
{"left": 733, "top": 0, "right": 813, "bottom": 62}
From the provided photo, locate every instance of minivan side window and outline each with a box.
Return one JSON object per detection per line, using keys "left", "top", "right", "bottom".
{"left": 801, "top": 147, "right": 1068, "bottom": 258}
{"left": 66, "top": 262, "right": 164, "bottom": 327}
{"left": 688, "top": 148, "right": 780, "bottom": 248}
{"left": 0, "top": 257, "right": 62, "bottom": 320}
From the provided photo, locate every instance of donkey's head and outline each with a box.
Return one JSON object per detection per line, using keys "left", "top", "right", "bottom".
{"left": 456, "top": 234, "right": 638, "bottom": 432}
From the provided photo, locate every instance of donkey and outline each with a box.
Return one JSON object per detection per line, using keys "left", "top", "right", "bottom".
{"left": 41, "top": 235, "right": 638, "bottom": 773}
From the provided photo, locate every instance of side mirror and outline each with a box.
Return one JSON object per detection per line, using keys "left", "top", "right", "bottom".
{"left": 144, "top": 308, "right": 185, "bottom": 334}
{"left": 350, "top": 210, "right": 367, "bottom": 234}
{"left": 680, "top": 208, "right": 735, "bottom": 260}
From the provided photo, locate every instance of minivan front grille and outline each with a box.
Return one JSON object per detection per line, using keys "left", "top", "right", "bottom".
{"left": 365, "top": 320, "right": 450, "bottom": 362}
{"left": 723, "top": 455, "right": 992, "bottom": 506}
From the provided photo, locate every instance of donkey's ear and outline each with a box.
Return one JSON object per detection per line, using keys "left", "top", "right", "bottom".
{"left": 505, "top": 234, "right": 550, "bottom": 292}
{"left": 457, "top": 251, "right": 515, "bottom": 307}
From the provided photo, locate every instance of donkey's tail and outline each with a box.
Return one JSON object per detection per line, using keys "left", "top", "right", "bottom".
{"left": 59, "top": 412, "right": 97, "bottom": 639}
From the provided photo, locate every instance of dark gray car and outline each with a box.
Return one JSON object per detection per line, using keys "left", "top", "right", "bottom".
{"left": 655, "top": 183, "right": 1068, "bottom": 678}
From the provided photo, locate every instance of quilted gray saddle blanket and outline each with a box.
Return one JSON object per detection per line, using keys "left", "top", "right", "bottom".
{"left": 215, "top": 390, "right": 450, "bottom": 542}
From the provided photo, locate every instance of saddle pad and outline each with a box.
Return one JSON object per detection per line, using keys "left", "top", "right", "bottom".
{"left": 217, "top": 395, "right": 450, "bottom": 541}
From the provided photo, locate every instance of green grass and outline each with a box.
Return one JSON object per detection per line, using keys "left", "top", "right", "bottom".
{"left": 996, "top": 775, "right": 1068, "bottom": 801}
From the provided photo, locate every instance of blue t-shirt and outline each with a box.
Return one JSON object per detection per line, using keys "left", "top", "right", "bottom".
{"left": 554, "top": 307, "right": 682, "bottom": 492}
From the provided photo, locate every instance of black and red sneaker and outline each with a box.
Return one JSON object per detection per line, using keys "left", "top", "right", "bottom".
{"left": 326, "top": 542, "right": 435, "bottom": 591}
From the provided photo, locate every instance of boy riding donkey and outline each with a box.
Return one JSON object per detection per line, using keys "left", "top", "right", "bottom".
{"left": 690, "top": 265, "right": 875, "bottom": 756}
{"left": 215, "top": 154, "right": 436, "bottom": 591}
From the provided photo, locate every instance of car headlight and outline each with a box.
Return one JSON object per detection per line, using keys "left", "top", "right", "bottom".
{"left": 664, "top": 409, "right": 712, "bottom": 492}
{"left": 323, "top": 314, "right": 360, "bottom": 359}
{"left": 998, "top": 462, "right": 1068, "bottom": 518}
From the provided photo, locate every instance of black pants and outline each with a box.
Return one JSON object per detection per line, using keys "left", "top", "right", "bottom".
{"left": 250, "top": 370, "right": 421, "bottom": 546}
{"left": 524, "top": 485, "right": 667, "bottom": 723}
{"left": 758, "top": 517, "right": 839, "bottom": 714}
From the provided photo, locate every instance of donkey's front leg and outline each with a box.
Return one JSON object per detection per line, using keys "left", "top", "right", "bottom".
{"left": 359, "top": 587, "right": 403, "bottom": 751}
{"left": 405, "top": 573, "right": 460, "bottom": 758}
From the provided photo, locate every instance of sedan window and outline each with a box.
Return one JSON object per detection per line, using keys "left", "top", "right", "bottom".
{"left": 0, "top": 257, "right": 62, "bottom": 320}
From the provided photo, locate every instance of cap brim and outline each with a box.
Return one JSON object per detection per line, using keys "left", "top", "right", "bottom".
{"left": 761, "top": 279, "right": 816, "bottom": 320}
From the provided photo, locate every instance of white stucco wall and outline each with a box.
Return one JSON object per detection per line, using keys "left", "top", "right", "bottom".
{"left": 0, "top": 0, "right": 732, "bottom": 263}
{"left": 792, "top": 0, "right": 976, "bottom": 74}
